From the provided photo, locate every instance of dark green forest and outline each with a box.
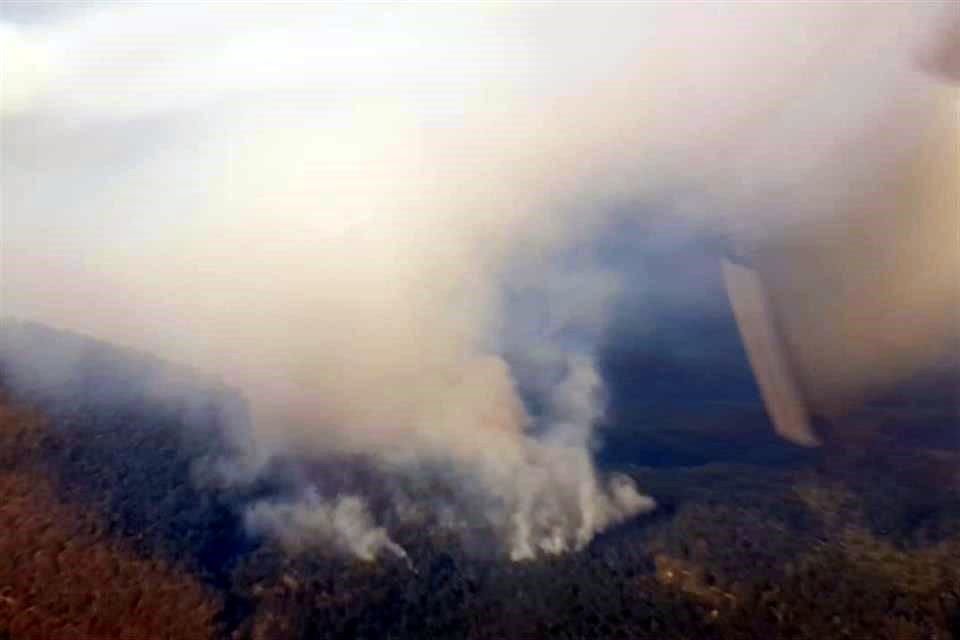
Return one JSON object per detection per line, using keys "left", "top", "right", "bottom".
{"left": 1, "top": 323, "right": 958, "bottom": 639}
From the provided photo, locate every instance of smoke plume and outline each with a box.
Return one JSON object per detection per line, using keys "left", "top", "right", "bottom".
{"left": 1, "top": 2, "right": 955, "bottom": 560}
{"left": 246, "top": 492, "right": 410, "bottom": 564}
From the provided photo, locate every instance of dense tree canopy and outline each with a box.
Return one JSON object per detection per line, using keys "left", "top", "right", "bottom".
{"left": 0, "top": 324, "right": 957, "bottom": 639}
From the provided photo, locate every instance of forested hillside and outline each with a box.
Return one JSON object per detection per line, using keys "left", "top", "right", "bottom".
{"left": 1, "top": 323, "right": 958, "bottom": 639}
{"left": 0, "top": 402, "right": 221, "bottom": 640}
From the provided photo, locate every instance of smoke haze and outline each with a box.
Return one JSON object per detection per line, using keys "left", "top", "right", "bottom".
{"left": 1, "top": 2, "right": 956, "bottom": 559}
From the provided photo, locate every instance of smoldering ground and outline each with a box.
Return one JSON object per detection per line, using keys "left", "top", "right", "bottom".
{"left": 1, "top": 2, "right": 957, "bottom": 560}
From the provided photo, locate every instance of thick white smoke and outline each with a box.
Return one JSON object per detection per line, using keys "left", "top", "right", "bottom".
{"left": 246, "top": 492, "right": 410, "bottom": 564}
{"left": 1, "top": 2, "right": 955, "bottom": 560}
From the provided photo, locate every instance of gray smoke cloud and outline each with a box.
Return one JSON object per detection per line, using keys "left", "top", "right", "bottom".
{"left": 1, "top": 2, "right": 955, "bottom": 560}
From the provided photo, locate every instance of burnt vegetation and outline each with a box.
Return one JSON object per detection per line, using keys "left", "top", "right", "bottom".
{"left": 1, "top": 322, "right": 958, "bottom": 639}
